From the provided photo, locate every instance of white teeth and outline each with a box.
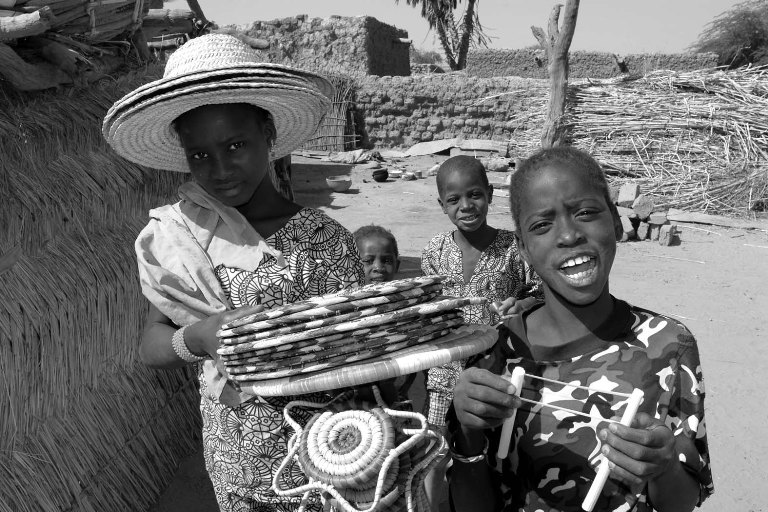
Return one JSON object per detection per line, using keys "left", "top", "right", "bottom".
{"left": 560, "top": 255, "right": 592, "bottom": 269}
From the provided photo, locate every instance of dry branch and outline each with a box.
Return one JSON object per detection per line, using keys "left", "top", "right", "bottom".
{"left": 0, "top": 5, "right": 54, "bottom": 40}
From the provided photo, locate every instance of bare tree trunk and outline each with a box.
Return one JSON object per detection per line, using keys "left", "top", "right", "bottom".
{"left": 0, "top": 6, "right": 54, "bottom": 41}
{"left": 456, "top": 0, "right": 476, "bottom": 70}
{"left": 531, "top": 0, "right": 580, "bottom": 148}
{"left": 436, "top": 21, "right": 457, "bottom": 70}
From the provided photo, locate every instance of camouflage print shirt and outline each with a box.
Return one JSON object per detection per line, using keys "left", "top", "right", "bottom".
{"left": 450, "top": 298, "right": 714, "bottom": 511}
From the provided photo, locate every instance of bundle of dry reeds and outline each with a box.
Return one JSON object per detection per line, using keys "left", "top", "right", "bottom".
{"left": 303, "top": 73, "right": 359, "bottom": 152}
{"left": 0, "top": 66, "right": 199, "bottom": 512}
{"left": 506, "top": 67, "right": 768, "bottom": 216}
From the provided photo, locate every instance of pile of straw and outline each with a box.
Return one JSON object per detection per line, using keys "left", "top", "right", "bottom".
{"left": 506, "top": 66, "right": 768, "bottom": 216}
{"left": 303, "top": 73, "right": 359, "bottom": 152}
{"left": 0, "top": 67, "right": 199, "bottom": 512}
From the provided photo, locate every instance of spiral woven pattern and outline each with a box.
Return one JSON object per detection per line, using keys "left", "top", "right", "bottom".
{"left": 298, "top": 407, "right": 395, "bottom": 488}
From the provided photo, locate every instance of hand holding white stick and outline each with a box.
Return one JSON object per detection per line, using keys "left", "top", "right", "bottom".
{"left": 496, "top": 366, "right": 526, "bottom": 460}
{"left": 581, "top": 388, "right": 645, "bottom": 511}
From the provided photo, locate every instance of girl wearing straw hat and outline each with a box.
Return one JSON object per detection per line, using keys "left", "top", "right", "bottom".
{"left": 103, "top": 33, "right": 364, "bottom": 511}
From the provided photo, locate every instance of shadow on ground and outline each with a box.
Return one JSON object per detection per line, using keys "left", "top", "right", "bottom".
{"left": 292, "top": 161, "right": 353, "bottom": 210}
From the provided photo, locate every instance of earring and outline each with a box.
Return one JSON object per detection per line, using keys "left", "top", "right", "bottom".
{"left": 269, "top": 139, "right": 276, "bottom": 161}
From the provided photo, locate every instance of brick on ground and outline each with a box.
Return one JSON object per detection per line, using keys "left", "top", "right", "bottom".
{"left": 620, "top": 215, "right": 636, "bottom": 241}
{"left": 616, "top": 206, "right": 638, "bottom": 219}
{"left": 648, "top": 211, "right": 668, "bottom": 225}
{"left": 617, "top": 183, "right": 640, "bottom": 207}
{"left": 659, "top": 224, "right": 679, "bottom": 246}
{"left": 637, "top": 221, "right": 650, "bottom": 240}
{"left": 632, "top": 194, "right": 655, "bottom": 220}
{"left": 609, "top": 185, "right": 620, "bottom": 204}
{"left": 649, "top": 224, "right": 661, "bottom": 241}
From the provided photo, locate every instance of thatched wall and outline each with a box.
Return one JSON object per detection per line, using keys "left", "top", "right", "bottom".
{"left": 0, "top": 68, "right": 199, "bottom": 511}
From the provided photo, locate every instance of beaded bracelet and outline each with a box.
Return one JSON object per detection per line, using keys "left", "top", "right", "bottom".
{"left": 171, "top": 325, "right": 207, "bottom": 363}
{"left": 449, "top": 435, "right": 489, "bottom": 464}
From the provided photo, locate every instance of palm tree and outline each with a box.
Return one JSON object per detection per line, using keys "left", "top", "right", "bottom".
{"left": 398, "top": 0, "right": 488, "bottom": 70}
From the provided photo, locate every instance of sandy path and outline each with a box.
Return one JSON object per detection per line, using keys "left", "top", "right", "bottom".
{"left": 153, "top": 156, "right": 768, "bottom": 512}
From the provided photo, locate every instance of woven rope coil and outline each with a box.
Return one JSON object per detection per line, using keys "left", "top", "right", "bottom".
{"left": 273, "top": 387, "right": 446, "bottom": 512}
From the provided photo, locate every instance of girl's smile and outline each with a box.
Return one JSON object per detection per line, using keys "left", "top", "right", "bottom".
{"left": 517, "top": 164, "right": 618, "bottom": 306}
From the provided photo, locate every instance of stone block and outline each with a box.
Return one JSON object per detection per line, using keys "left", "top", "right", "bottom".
{"left": 658, "top": 224, "right": 679, "bottom": 246}
{"left": 452, "top": 119, "right": 465, "bottom": 128}
{"left": 648, "top": 211, "right": 668, "bottom": 225}
{"left": 616, "top": 206, "right": 638, "bottom": 219}
{"left": 632, "top": 194, "right": 654, "bottom": 220}
{"left": 428, "top": 117, "right": 443, "bottom": 128}
{"left": 617, "top": 183, "right": 640, "bottom": 207}
{"left": 420, "top": 131, "right": 434, "bottom": 141}
{"left": 609, "top": 185, "right": 620, "bottom": 204}
{"left": 637, "top": 221, "right": 650, "bottom": 240}
{"left": 649, "top": 224, "right": 661, "bottom": 241}
{"left": 620, "top": 215, "right": 635, "bottom": 241}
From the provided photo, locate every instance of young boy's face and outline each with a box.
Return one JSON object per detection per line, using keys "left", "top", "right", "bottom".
{"left": 438, "top": 168, "right": 493, "bottom": 233}
{"left": 358, "top": 235, "right": 400, "bottom": 284}
{"left": 516, "top": 164, "right": 617, "bottom": 306}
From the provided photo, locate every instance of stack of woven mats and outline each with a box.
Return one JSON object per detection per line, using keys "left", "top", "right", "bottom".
{"left": 216, "top": 276, "right": 498, "bottom": 512}
{"left": 217, "top": 275, "right": 498, "bottom": 396}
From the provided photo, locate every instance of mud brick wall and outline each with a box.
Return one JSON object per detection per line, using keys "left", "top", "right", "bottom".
{"left": 465, "top": 49, "right": 719, "bottom": 79}
{"left": 242, "top": 15, "right": 410, "bottom": 76}
{"left": 355, "top": 74, "right": 549, "bottom": 148}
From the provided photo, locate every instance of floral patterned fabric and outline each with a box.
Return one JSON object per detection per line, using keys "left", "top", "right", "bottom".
{"left": 200, "top": 208, "right": 363, "bottom": 511}
{"left": 420, "top": 229, "right": 538, "bottom": 427}
{"left": 450, "top": 298, "right": 714, "bottom": 511}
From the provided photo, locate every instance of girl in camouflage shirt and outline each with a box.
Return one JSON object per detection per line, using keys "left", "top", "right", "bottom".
{"left": 449, "top": 147, "right": 713, "bottom": 512}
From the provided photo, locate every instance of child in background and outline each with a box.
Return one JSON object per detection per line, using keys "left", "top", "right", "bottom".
{"left": 353, "top": 224, "right": 419, "bottom": 405}
{"left": 449, "top": 146, "right": 713, "bottom": 511}
{"left": 421, "top": 155, "right": 538, "bottom": 429}
{"left": 421, "top": 155, "right": 539, "bottom": 511}
{"left": 353, "top": 224, "right": 401, "bottom": 284}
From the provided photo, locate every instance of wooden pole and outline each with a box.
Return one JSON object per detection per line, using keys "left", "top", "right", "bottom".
{"left": 531, "top": 0, "right": 580, "bottom": 148}
{"left": 0, "top": 6, "right": 54, "bottom": 41}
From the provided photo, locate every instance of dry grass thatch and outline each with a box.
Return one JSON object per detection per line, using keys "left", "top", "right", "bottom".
{"left": 0, "top": 66, "right": 200, "bottom": 512}
{"left": 504, "top": 66, "right": 768, "bottom": 216}
{"left": 303, "top": 73, "right": 358, "bottom": 152}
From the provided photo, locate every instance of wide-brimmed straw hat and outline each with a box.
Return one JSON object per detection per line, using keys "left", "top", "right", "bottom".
{"left": 103, "top": 33, "right": 334, "bottom": 171}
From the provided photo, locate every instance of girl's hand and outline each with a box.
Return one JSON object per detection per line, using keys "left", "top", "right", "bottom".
{"left": 599, "top": 413, "right": 677, "bottom": 489}
{"left": 453, "top": 367, "right": 521, "bottom": 430}
{"left": 185, "top": 305, "right": 265, "bottom": 359}
{"left": 491, "top": 298, "right": 519, "bottom": 318}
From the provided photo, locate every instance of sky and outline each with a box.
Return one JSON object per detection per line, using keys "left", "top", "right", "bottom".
{"left": 166, "top": 0, "right": 742, "bottom": 54}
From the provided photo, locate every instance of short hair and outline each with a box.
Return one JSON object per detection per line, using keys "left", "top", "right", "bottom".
{"left": 352, "top": 225, "right": 399, "bottom": 258}
{"left": 510, "top": 146, "right": 622, "bottom": 238}
{"left": 436, "top": 155, "right": 489, "bottom": 195}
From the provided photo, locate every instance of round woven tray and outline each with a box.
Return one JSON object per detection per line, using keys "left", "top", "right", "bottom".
{"left": 219, "top": 276, "right": 446, "bottom": 333}
{"left": 228, "top": 318, "right": 463, "bottom": 380}
{"left": 218, "top": 284, "right": 443, "bottom": 338}
{"left": 218, "top": 296, "right": 482, "bottom": 356}
{"left": 219, "top": 291, "right": 441, "bottom": 345}
{"left": 237, "top": 324, "right": 498, "bottom": 396}
{"left": 222, "top": 312, "right": 461, "bottom": 365}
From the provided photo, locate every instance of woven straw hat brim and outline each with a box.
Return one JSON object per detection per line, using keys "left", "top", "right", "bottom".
{"left": 237, "top": 324, "right": 499, "bottom": 396}
{"left": 105, "top": 69, "right": 319, "bottom": 125}
{"left": 113, "top": 63, "right": 334, "bottom": 108}
{"left": 105, "top": 83, "right": 330, "bottom": 171}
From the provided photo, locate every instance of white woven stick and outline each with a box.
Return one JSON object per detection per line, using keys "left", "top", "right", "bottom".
{"left": 582, "top": 388, "right": 644, "bottom": 512}
{"left": 496, "top": 366, "right": 526, "bottom": 460}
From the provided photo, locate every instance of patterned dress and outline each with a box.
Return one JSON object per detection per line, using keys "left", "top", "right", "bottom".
{"left": 199, "top": 208, "right": 363, "bottom": 512}
{"left": 420, "top": 229, "right": 538, "bottom": 427}
{"left": 450, "top": 298, "right": 714, "bottom": 511}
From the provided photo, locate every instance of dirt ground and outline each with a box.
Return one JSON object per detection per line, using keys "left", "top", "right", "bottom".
{"left": 152, "top": 155, "right": 768, "bottom": 512}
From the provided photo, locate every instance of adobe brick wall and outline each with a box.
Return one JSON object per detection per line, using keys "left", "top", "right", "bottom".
{"left": 465, "top": 49, "right": 718, "bottom": 79}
